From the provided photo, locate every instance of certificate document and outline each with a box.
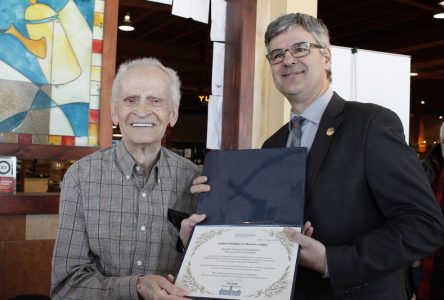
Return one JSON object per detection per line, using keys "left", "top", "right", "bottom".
{"left": 175, "top": 225, "right": 301, "bottom": 300}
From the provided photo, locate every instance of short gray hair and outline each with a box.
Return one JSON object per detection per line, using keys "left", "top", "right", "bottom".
{"left": 111, "top": 57, "right": 181, "bottom": 108}
{"left": 265, "top": 13, "right": 332, "bottom": 82}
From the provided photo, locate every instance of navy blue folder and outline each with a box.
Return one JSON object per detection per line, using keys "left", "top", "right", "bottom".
{"left": 196, "top": 147, "right": 307, "bottom": 226}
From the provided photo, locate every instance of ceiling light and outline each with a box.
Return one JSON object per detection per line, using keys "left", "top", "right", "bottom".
{"left": 420, "top": 100, "right": 426, "bottom": 104}
{"left": 410, "top": 72, "right": 418, "bottom": 76}
{"left": 434, "top": 1, "right": 444, "bottom": 19}
{"left": 119, "top": 12, "right": 134, "bottom": 31}
{"left": 439, "top": 115, "right": 443, "bottom": 119}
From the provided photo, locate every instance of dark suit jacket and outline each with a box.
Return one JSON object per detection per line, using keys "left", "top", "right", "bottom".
{"left": 263, "top": 93, "right": 444, "bottom": 300}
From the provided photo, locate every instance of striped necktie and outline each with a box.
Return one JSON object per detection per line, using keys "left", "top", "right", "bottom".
{"left": 289, "top": 116, "right": 304, "bottom": 147}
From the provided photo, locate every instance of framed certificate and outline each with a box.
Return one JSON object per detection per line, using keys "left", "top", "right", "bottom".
{"left": 175, "top": 225, "right": 301, "bottom": 300}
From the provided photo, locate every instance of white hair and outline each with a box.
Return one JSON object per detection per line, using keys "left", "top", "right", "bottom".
{"left": 111, "top": 57, "right": 181, "bottom": 108}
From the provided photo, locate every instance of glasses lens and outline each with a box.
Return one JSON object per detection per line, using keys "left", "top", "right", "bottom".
{"left": 289, "top": 43, "right": 310, "bottom": 58}
{"left": 268, "top": 50, "right": 284, "bottom": 64}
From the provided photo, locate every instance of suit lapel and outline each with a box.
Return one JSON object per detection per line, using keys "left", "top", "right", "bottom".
{"left": 306, "top": 93, "right": 345, "bottom": 195}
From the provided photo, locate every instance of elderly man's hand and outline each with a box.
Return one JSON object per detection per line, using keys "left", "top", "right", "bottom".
{"left": 136, "top": 274, "right": 189, "bottom": 300}
{"left": 283, "top": 222, "right": 327, "bottom": 274}
{"left": 180, "top": 214, "right": 206, "bottom": 247}
{"left": 190, "top": 176, "right": 210, "bottom": 194}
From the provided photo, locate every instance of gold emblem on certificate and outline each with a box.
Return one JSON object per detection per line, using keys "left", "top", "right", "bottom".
{"left": 175, "top": 225, "right": 301, "bottom": 300}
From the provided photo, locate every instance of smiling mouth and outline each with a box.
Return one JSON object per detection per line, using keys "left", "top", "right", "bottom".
{"left": 131, "top": 122, "right": 156, "bottom": 128}
{"left": 283, "top": 70, "right": 305, "bottom": 77}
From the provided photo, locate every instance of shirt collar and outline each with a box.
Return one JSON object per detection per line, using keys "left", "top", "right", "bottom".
{"left": 116, "top": 141, "right": 165, "bottom": 182}
{"left": 289, "top": 86, "right": 333, "bottom": 125}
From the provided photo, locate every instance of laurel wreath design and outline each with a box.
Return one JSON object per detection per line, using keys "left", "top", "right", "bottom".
{"left": 265, "top": 229, "right": 296, "bottom": 260}
{"left": 179, "top": 261, "right": 211, "bottom": 294}
{"left": 190, "top": 228, "right": 228, "bottom": 257}
{"left": 246, "top": 266, "right": 290, "bottom": 298}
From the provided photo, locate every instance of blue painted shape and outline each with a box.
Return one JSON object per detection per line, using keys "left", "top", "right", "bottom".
{"left": 0, "top": 35, "right": 47, "bottom": 84}
{"left": 58, "top": 102, "right": 89, "bottom": 136}
{"left": 74, "top": 0, "right": 95, "bottom": 29}
{"left": 0, "top": 111, "right": 28, "bottom": 131}
{"left": 31, "top": 88, "right": 58, "bottom": 110}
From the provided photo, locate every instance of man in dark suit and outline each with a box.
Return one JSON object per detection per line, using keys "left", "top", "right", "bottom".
{"left": 260, "top": 13, "right": 444, "bottom": 299}
{"left": 192, "top": 12, "right": 444, "bottom": 300}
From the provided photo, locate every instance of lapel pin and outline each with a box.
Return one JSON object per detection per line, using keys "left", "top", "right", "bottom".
{"left": 326, "top": 127, "right": 335, "bottom": 136}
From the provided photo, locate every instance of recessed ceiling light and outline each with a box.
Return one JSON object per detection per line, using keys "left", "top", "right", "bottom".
{"left": 410, "top": 72, "right": 418, "bottom": 76}
{"left": 420, "top": 100, "right": 426, "bottom": 104}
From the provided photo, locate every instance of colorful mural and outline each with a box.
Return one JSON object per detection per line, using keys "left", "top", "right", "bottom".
{"left": 0, "top": 0, "right": 104, "bottom": 146}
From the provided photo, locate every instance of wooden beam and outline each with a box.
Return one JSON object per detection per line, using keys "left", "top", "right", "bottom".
{"left": 116, "top": 39, "right": 211, "bottom": 69}
{"left": 119, "top": 0, "right": 171, "bottom": 11}
{"left": 221, "top": 0, "right": 257, "bottom": 149}
{"left": 164, "top": 26, "right": 204, "bottom": 44}
{"left": 135, "top": 18, "right": 177, "bottom": 40}
{"left": 0, "top": 194, "right": 59, "bottom": 215}
{"left": 0, "top": 144, "right": 98, "bottom": 160}
{"left": 393, "top": 0, "right": 438, "bottom": 13}
{"left": 99, "top": 0, "right": 118, "bottom": 148}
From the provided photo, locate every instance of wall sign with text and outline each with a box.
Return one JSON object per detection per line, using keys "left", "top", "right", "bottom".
{"left": 0, "top": 156, "right": 17, "bottom": 194}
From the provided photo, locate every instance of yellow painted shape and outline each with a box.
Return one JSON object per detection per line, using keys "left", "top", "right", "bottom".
{"left": 48, "top": 135, "right": 62, "bottom": 145}
{"left": 88, "top": 123, "right": 98, "bottom": 146}
{"left": 25, "top": 2, "right": 81, "bottom": 85}
{"left": 26, "top": 22, "right": 53, "bottom": 81}
{"left": 51, "top": 18, "right": 81, "bottom": 84}
{"left": 2, "top": 133, "right": 18, "bottom": 143}
{"left": 24, "top": 2, "right": 57, "bottom": 21}
{"left": 5, "top": 24, "right": 47, "bottom": 59}
{"left": 90, "top": 66, "right": 101, "bottom": 81}
{"left": 94, "top": 12, "right": 104, "bottom": 26}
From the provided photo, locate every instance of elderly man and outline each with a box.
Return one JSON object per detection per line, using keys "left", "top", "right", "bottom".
{"left": 192, "top": 13, "right": 444, "bottom": 299}
{"left": 51, "top": 57, "right": 204, "bottom": 299}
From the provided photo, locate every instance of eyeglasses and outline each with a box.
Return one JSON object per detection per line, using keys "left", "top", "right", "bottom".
{"left": 266, "top": 42, "right": 323, "bottom": 65}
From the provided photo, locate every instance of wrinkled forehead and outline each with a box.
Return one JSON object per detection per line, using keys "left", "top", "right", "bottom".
{"left": 123, "top": 65, "right": 170, "bottom": 86}
{"left": 125, "top": 64, "right": 170, "bottom": 81}
{"left": 119, "top": 66, "right": 171, "bottom": 97}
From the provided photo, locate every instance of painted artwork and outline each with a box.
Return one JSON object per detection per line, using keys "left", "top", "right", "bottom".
{"left": 0, "top": 0, "right": 105, "bottom": 146}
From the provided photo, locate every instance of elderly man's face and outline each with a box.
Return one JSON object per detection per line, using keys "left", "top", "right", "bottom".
{"left": 111, "top": 65, "right": 178, "bottom": 151}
